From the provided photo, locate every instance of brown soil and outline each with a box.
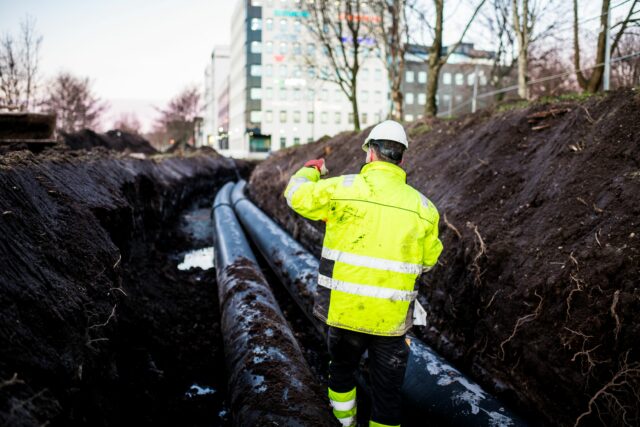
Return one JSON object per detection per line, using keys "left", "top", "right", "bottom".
{"left": 247, "top": 88, "right": 640, "bottom": 426}
{"left": 0, "top": 147, "right": 250, "bottom": 426}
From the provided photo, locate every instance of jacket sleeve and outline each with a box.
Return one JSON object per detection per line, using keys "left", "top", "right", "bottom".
{"left": 421, "top": 204, "right": 443, "bottom": 271}
{"left": 283, "top": 166, "right": 339, "bottom": 221}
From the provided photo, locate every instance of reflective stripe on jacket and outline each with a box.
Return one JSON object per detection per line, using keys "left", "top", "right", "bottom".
{"left": 284, "top": 161, "right": 443, "bottom": 336}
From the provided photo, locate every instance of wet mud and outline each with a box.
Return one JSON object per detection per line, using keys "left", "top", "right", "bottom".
{"left": 247, "top": 88, "right": 640, "bottom": 426}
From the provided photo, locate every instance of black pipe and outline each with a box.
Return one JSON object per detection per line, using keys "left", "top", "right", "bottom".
{"left": 212, "top": 182, "right": 335, "bottom": 427}
{"left": 231, "top": 180, "right": 529, "bottom": 427}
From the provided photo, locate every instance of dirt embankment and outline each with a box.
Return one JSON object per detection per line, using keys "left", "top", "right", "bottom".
{"left": 248, "top": 88, "right": 640, "bottom": 426}
{"left": 0, "top": 146, "right": 249, "bottom": 426}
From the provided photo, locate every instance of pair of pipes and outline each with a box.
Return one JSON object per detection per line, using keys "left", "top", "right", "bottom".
{"left": 214, "top": 180, "right": 528, "bottom": 426}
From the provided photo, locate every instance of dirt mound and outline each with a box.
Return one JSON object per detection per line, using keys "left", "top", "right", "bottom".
{"left": 60, "top": 129, "right": 158, "bottom": 154}
{"left": 248, "top": 88, "right": 640, "bottom": 426}
{"left": 0, "top": 147, "right": 249, "bottom": 426}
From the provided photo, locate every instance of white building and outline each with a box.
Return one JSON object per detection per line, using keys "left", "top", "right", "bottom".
{"left": 201, "top": 45, "right": 230, "bottom": 147}
{"left": 222, "top": 0, "right": 389, "bottom": 159}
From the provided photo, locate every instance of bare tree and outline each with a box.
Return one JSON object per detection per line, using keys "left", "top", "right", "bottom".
{"left": 112, "top": 112, "right": 142, "bottom": 134}
{"left": 300, "top": 0, "right": 377, "bottom": 131}
{"left": 412, "top": 0, "right": 487, "bottom": 117}
{"left": 154, "top": 86, "right": 202, "bottom": 147}
{"left": 372, "top": 0, "right": 410, "bottom": 120}
{"left": 43, "top": 72, "right": 108, "bottom": 133}
{"left": 573, "top": 0, "right": 640, "bottom": 92}
{"left": 0, "top": 15, "right": 42, "bottom": 111}
{"left": 512, "top": 0, "right": 531, "bottom": 98}
{"left": 611, "top": 31, "right": 640, "bottom": 87}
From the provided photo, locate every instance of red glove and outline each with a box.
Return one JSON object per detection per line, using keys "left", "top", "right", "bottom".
{"left": 304, "top": 158, "right": 328, "bottom": 176}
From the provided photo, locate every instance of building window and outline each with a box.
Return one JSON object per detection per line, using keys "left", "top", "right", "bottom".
{"left": 361, "top": 91, "right": 369, "bottom": 102}
{"left": 307, "top": 111, "right": 314, "bottom": 123}
{"left": 467, "top": 73, "right": 475, "bottom": 86}
{"left": 251, "top": 0, "right": 262, "bottom": 6}
{"left": 294, "top": 19, "right": 301, "bottom": 33}
{"left": 455, "top": 95, "right": 463, "bottom": 103}
{"left": 265, "top": 41, "right": 273, "bottom": 54}
{"left": 335, "top": 112, "right": 341, "bottom": 124}
{"left": 418, "top": 93, "right": 426, "bottom": 105}
{"left": 264, "top": 64, "right": 272, "bottom": 76}
{"left": 360, "top": 68, "right": 369, "bottom": 80}
{"left": 279, "top": 64, "right": 288, "bottom": 77}
{"left": 279, "top": 88, "right": 287, "bottom": 100}
{"left": 265, "top": 110, "right": 273, "bottom": 122}
{"left": 480, "top": 73, "right": 487, "bottom": 86}
{"left": 293, "top": 66, "right": 302, "bottom": 77}
{"left": 280, "top": 19, "right": 287, "bottom": 32}
{"left": 250, "top": 65, "right": 262, "bottom": 76}
{"left": 250, "top": 41, "right": 262, "bottom": 54}
{"left": 307, "top": 43, "right": 315, "bottom": 55}
{"left": 306, "top": 88, "right": 315, "bottom": 101}
{"left": 375, "top": 90, "right": 382, "bottom": 101}
{"left": 406, "top": 71, "right": 414, "bottom": 83}
{"left": 266, "top": 18, "right": 273, "bottom": 31}
{"left": 293, "top": 111, "right": 301, "bottom": 123}
{"left": 320, "top": 89, "right": 328, "bottom": 101}
{"left": 375, "top": 112, "right": 381, "bottom": 123}
{"left": 405, "top": 114, "right": 414, "bottom": 122}
{"left": 293, "top": 137, "right": 300, "bottom": 146}
{"left": 405, "top": 93, "right": 414, "bottom": 104}
{"left": 418, "top": 71, "right": 427, "bottom": 84}
{"left": 291, "top": 87, "right": 299, "bottom": 100}
{"left": 250, "top": 88, "right": 262, "bottom": 99}
{"left": 361, "top": 113, "right": 368, "bottom": 124}
{"left": 334, "top": 89, "right": 341, "bottom": 101}
{"left": 455, "top": 73, "right": 464, "bottom": 85}
{"left": 250, "top": 110, "right": 262, "bottom": 123}
{"left": 293, "top": 42, "right": 302, "bottom": 55}
{"left": 307, "top": 137, "right": 314, "bottom": 143}
{"left": 280, "top": 136, "right": 286, "bottom": 149}
{"left": 279, "top": 110, "right": 287, "bottom": 122}
{"left": 321, "top": 66, "right": 329, "bottom": 79}
{"left": 442, "top": 94, "right": 451, "bottom": 105}
{"left": 442, "top": 72, "right": 452, "bottom": 85}
{"left": 348, "top": 113, "right": 354, "bottom": 124}
{"left": 307, "top": 67, "right": 316, "bottom": 78}
{"left": 374, "top": 68, "right": 382, "bottom": 80}
{"left": 251, "top": 18, "right": 262, "bottom": 31}
{"left": 279, "top": 42, "right": 287, "bottom": 54}
{"left": 265, "top": 87, "right": 273, "bottom": 99}
{"left": 321, "top": 112, "right": 328, "bottom": 124}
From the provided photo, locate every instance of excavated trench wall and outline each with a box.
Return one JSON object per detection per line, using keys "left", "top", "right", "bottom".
{"left": 247, "top": 89, "right": 640, "bottom": 426}
{"left": 0, "top": 148, "right": 248, "bottom": 426}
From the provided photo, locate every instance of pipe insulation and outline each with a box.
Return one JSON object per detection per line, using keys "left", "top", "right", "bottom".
{"left": 231, "top": 180, "right": 529, "bottom": 427}
{"left": 212, "top": 182, "right": 335, "bottom": 427}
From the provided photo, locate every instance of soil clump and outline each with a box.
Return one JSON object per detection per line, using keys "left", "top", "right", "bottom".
{"left": 0, "top": 147, "right": 250, "bottom": 426}
{"left": 60, "top": 129, "right": 158, "bottom": 154}
{"left": 247, "top": 88, "right": 640, "bottom": 426}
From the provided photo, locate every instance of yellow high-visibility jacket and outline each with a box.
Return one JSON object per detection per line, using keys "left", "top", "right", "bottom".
{"left": 284, "top": 161, "right": 443, "bottom": 336}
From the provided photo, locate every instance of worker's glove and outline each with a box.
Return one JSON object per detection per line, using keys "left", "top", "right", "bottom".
{"left": 304, "top": 158, "right": 328, "bottom": 176}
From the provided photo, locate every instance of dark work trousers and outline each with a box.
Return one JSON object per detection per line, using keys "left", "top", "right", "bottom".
{"left": 327, "top": 326, "right": 410, "bottom": 426}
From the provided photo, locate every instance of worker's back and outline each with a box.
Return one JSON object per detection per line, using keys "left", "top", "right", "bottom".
{"left": 285, "top": 160, "right": 441, "bottom": 336}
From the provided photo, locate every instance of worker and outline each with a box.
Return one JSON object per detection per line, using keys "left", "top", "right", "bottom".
{"left": 283, "top": 120, "right": 443, "bottom": 427}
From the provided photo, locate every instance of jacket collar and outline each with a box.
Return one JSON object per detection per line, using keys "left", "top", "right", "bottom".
{"left": 360, "top": 161, "right": 406, "bottom": 182}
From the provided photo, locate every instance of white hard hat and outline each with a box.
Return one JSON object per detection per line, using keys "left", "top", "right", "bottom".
{"left": 362, "top": 120, "right": 408, "bottom": 152}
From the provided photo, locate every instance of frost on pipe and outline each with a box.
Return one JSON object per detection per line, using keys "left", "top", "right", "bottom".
{"left": 231, "top": 180, "right": 529, "bottom": 427}
{"left": 212, "top": 182, "right": 334, "bottom": 427}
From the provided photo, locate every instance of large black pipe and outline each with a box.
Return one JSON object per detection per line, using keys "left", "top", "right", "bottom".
{"left": 231, "top": 180, "right": 529, "bottom": 427}
{"left": 212, "top": 182, "right": 335, "bottom": 426}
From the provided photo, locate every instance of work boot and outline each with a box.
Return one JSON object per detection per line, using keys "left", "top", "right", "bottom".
{"left": 328, "top": 386, "right": 357, "bottom": 426}
{"left": 369, "top": 421, "right": 400, "bottom": 427}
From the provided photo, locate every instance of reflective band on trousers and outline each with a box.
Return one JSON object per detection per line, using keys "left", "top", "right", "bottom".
{"left": 285, "top": 176, "right": 310, "bottom": 207}
{"left": 318, "top": 275, "right": 417, "bottom": 302}
{"left": 322, "top": 247, "right": 423, "bottom": 275}
{"left": 330, "top": 398, "right": 356, "bottom": 411}
{"left": 337, "top": 416, "right": 355, "bottom": 426}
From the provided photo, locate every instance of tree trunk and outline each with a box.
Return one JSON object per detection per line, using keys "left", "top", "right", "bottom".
{"left": 574, "top": 0, "right": 611, "bottom": 92}
{"left": 425, "top": 0, "right": 444, "bottom": 117}
{"left": 513, "top": 0, "right": 529, "bottom": 99}
{"left": 351, "top": 77, "right": 360, "bottom": 131}
{"left": 391, "top": 85, "right": 403, "bottom": 120}
{"left": 517, "top": 46, "right": 528, "bottom": 98}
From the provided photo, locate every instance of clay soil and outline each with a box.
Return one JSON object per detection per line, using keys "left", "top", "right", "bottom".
{"left": 248, "top": 88, "right": 640, "bottom": 426}
{"left": 0, "top": 145, "right": 249, "bottom": 426}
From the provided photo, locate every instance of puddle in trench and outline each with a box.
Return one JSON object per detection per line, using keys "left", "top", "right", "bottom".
{"left": 185, "top": 384, "right": 217, "bottom": 398}
{"left": 178, "top": 247, "right": 215, "bottom": 271}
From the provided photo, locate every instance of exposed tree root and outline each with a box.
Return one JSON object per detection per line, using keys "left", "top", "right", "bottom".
{"left": 500, "top": 291, "right": 543, "bottom": 360}
{"left": 0, "top": 373, "right": 24, "bottom": 389}
{"left": 443, "top": 213, "right": 461, "bottom": 239}
{"left": 610, "top": 290, "right": 622, "bottom": 341}
{"left": 573, "top": 352, "right": 640, "bottom": 427}
{"left": 466, "top": 222, "right": 486, "bottom": 286}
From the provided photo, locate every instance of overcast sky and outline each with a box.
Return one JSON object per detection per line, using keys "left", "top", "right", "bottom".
{"left": 1, "top": 0, "right": 235, "bottom": 132}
